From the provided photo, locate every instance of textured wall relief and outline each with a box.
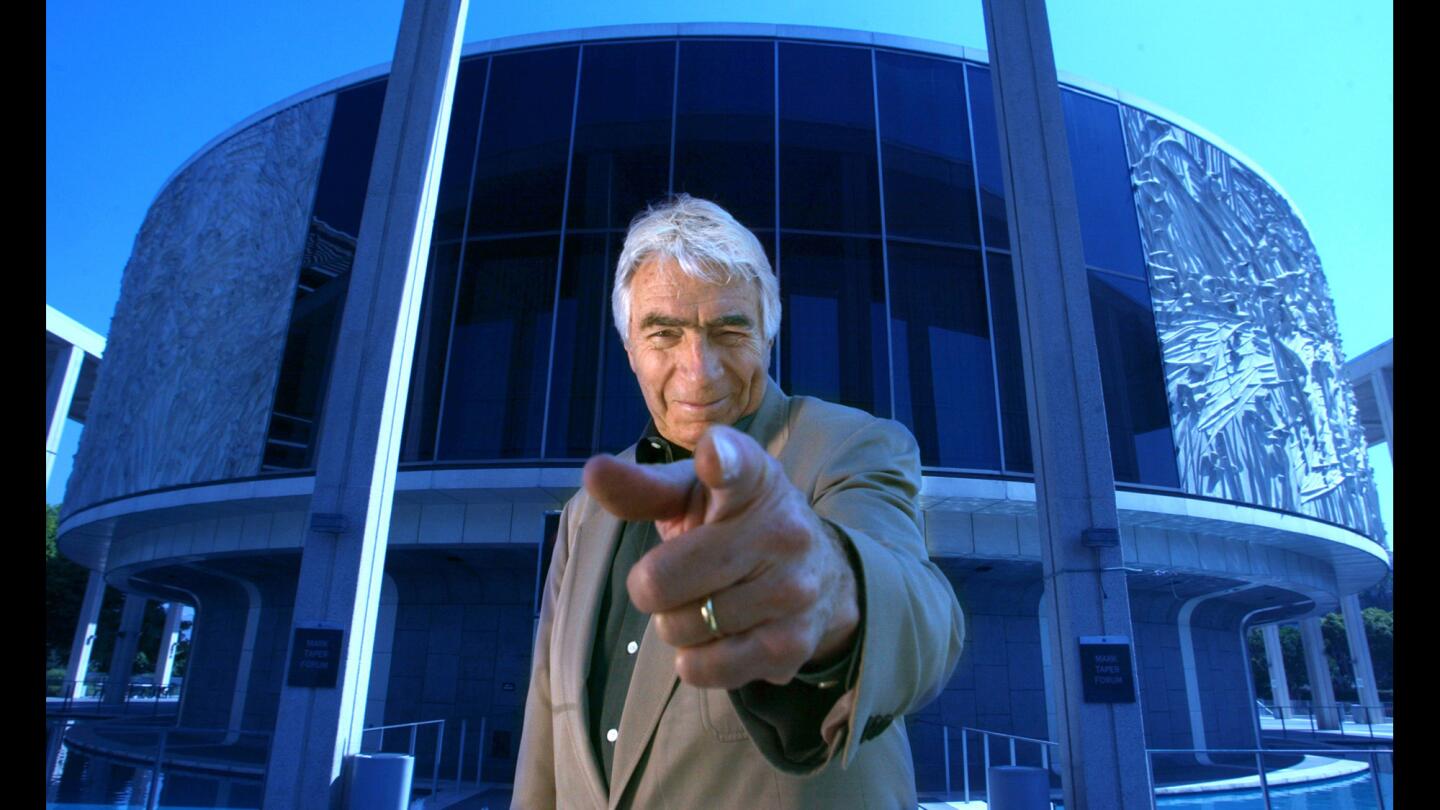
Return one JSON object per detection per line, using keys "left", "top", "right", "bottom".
{"left": 63, "top": 96, "right": 335, "bottom": 515}
{"left": 1120, "top": 108, "right": 1384, "bottom": 541}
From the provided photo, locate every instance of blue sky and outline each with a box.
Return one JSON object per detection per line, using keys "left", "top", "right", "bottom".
{"left": 45, "top": 0, "right": 1392, "bottom": 547}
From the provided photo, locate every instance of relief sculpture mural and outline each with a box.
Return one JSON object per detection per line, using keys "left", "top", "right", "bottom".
{"left": 63, "top": 96, "right": 335, "bottom": 515}
{"left": 1121, "top": 107, "right": 1384, "bottom": 541}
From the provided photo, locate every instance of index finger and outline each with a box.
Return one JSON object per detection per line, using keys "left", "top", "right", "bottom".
{"left": 692, "top": 426, "right": 777, "bottom": 523}
{"left": 583, "top": 454, "right": 697, "bottom": 523}
{"left": 626, "top": 521, "right": 768, "bottom": 613}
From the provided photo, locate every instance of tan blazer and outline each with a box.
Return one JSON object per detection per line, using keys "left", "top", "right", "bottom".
{"left": 513, "top": 379, "right": 965, "bottom": 809}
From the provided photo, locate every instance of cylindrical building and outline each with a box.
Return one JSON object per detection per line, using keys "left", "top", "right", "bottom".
{"left": 57, "top": 24, "right": 1388, "bottom": 787}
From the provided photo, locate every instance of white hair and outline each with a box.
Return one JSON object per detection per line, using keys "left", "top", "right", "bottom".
{"left": 613, "top": 194, "right": 780, "bottom": 346}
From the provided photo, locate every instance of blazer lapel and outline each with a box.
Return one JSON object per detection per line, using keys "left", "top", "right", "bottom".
{"left": 749, "top": 376, "right": 792, "bottom": 457}
{"left": 557, "top": 494, "right": 623, "bottom": 808}
{"left": 607, "top": 616, "right": 679, "bottom": 809}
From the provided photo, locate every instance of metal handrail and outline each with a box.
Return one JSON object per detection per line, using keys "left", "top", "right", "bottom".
{"left": 360, "top": 718, "right": 447, "bottom": 798}
{"left": 359, "top": 715, "right": 492, "bottom": 793}
{"left": 1146, "top": 746, "right": 1392, "bottom": 810}
{"left": 1258, "top": 702, "right": 1393, "bottom": 741}
{"left": 46, "top": 678, "right": 182, "bottom": 716}
{"left": 954, "top": 726, "right": 1060, "bottom": 803}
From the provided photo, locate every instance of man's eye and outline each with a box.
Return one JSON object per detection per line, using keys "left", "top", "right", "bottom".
{"left": 650, "top": 330, "right": 681, "bottom": 342}
{"left": 716, "top": 331, "right": 749, "bottom": 344}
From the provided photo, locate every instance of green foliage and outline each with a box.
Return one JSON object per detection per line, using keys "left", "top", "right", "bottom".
{"left": 1321, "top": 613, "right": 1354, "bottom": 699}
{"left": 46, "top": 503, "right": 92, "bottom": 670}
{"left": 1247, "top": 624, "right": 1311, "bottom": 700}
{"left": 1249, "top": 610, "right": 1394, "bottom": 705}
{"left": 46, "top": 504, "right": 174, "bottom": 677}
{"left": 1360, "top": 608, "right": 1393, "bottom": 693}
{"left": 1360, "top": 570, "right": 1393, "bottom": 612}
{"left": 46, "top": 504, "right": 59, "bottom": 558}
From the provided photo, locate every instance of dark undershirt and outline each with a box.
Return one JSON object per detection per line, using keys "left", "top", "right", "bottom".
{"left": 585, "top": 414, "right": 858, "bottom": 785}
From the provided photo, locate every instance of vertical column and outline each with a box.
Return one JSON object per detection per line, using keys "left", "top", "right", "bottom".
{"left": 154, "top": 603, "right": 185, "bottom": 690}
{"left": 46, "top": 343, "right": 85, "bottom": 486}
{"left": 64, "top": 571, "right": 107, "bottom": 699}
{"left": 102, "top": 594, "right": 148, "bottom": 706}
{"left": 979, "top": 0, "right": 1152, "bottom": 807}
{"left": 1260, "top": 624, "right": 1293, "bottom": 719}
{"left": 1298, "top": 617, "right": 1340, "bottom": 729}
{"left": 262, "top": 0, "right": 468, "bottom": 807}
{"left": 1340, "top": 594, "right": 1384, "bottom": 724}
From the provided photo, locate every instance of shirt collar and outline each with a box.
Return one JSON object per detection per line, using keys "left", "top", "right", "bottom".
{"left": 636, "top": 412, "right": 759, "bottom": 465}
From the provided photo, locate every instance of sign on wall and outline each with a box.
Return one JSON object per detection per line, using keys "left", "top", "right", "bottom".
{"left": 287, "top": 626, "right": 344, "bottom": 688}
{"left": 1078, "top": 635, "right": 1135, "bottom": 703}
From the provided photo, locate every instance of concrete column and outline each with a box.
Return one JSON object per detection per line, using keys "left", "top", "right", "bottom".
{"left": 263, "top": 0, "right": 468, "bottom": 806}
{"left": 1260, "top": 624, "right": 1294, "bottom": 719}
{"left": 1298, "top": 617, "right": 1340, "bottom": 729}
{"left": 1340, "top": 594, "right": 1385, "bottom": 724}
{"left": 64, "top": 571, "right": 107, "bottom": 699}
{"left": 154, "top": 603, "right": 185, "bottom": 690}
{"left": 979, "top": 0, "right": 1152, "bottom": 806}
{"left": 1178, "top": 584, "right": 1259, "bottom": 761}
{"left": 46, "top": 343, "right": 85, "bottom": 486}
{"left": 1369, "top": 370, "right": 1393, "bottom": 461}
{"left": 102, "top": 594, "right": 148, "bottom": 705}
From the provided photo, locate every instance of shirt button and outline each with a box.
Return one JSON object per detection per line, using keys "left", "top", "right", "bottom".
{"left": 606, "top": 728, "right": 619, "bottom": 743}
{"left": 626, "top": 641, "right": 639, "bottom": 655}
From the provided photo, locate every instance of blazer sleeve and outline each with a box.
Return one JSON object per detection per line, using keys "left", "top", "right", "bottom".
{"left": 732, "top": 416, "right": 966, "bottom": 772}
{"left": 512, "top": 500, "right": 573, "bottom": 809}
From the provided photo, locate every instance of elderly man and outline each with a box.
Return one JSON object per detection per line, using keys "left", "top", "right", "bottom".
{"left": 514, "top": 195, "right": 964, "bottom": 809}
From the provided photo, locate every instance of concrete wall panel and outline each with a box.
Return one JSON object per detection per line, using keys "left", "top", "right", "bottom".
{"left": 63, "top": 96, "right": 334, "bottom": 515}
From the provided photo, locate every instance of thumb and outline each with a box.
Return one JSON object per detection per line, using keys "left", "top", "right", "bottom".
{"left": 692, "top": 425, "right": 772, "bottom": 522}
{"left": 583, "top": 454, "right": 698, "bottom": 523}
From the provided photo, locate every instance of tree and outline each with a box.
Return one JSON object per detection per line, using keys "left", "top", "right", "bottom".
{"left": 1247, "top": 624, "right": 1310, "bottom": 702}
{"left": 46, "top": 504, "right": 171, "bottom": 678}
{"left": 1363, "top": 607, "right": 1393, "bottom": 696}
{"left": 1321, "top": 613, "right": 1354, "bottom": 699}
{"left": 1360, "top": 569, "right": 1393, "bottom": 612}
{"left": 45, "top": 504, "right": 92, "bottom": 670}
{"left": 1251, "top": 611, "right": 1395, "bottom": 706}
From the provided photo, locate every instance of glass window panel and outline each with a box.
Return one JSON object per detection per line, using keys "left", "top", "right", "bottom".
{"left": 986, "top": 252, "right": 1033, "bottom": 473}
{"left": 311, "top": 79, "right": 388, "bottom": 240}
{"left": 468, "top": 47, "right": 579, "bottom": 236}
{"left": 888, "top": 242, "right": 999, "bottom": 469}
{"left": 596, "top": 324, "right": 648, "bottom": 454}
{"left": 399, "top": 242, "right": 462, "bottom": 462}
{"left": 432, "top": 58, "right": 489, "bottom": 243}
{"left": 547, "top": 232, "right": 624, "bottom": 458}
{"left": 1088, "top": 270, "right": 1179, "bottom": 486}
{"left": 262, "top": 80, "right": 387, "bottom": 470}
{"left": 965, "top": 67, "right": 1010, "bottom": 251}
{"left": 567, "top": 42, "right": 675, "bottom": 230}
{"left": 674, "top": 40, "right": 776, "bottom": 231}
{"left": 876, "top": 52, "right": 980, "bottom": 246}
{"left": 778, "top": 43, "right": 881, "bottom": 234}
{"left": 262, "top": 273, "right": 350, "bottom": 470}
{"left": 779, "top": 234, "right": 888, "bottom": 416}
{"left": 1062, "top": 90, "right": 1147, "bottom": 279}
{"left": 438, "top": 236, "right": 558, "bottom": 459}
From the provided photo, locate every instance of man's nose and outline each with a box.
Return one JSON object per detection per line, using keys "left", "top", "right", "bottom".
{"left": 679, "top": 335, "right": 723, "bottom": 382}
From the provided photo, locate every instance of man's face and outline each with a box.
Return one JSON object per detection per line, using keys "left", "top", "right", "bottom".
{"left": 624, "top": 257, "right": 771, "bottom": 450}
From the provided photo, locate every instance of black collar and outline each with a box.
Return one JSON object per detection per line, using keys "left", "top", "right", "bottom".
{"left": 636, "top": 412, "right": 758, "bottom": 465}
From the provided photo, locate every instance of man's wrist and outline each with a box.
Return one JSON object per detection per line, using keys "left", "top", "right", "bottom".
{"left": 800, "top": 520, "right": 865, "bottom": 689}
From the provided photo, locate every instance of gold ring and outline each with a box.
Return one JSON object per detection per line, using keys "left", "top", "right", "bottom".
{"left": 700, "top": 596, "right": 723, "bottom": 638}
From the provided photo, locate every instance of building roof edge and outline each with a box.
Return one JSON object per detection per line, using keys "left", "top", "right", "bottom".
{"left": 150, "top": 22, "right": 1311, "bottom": 235}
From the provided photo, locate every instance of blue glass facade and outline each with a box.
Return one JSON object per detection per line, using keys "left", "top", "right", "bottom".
{"left": 264, "top": 36, "right": 1181, "bottom": 487}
